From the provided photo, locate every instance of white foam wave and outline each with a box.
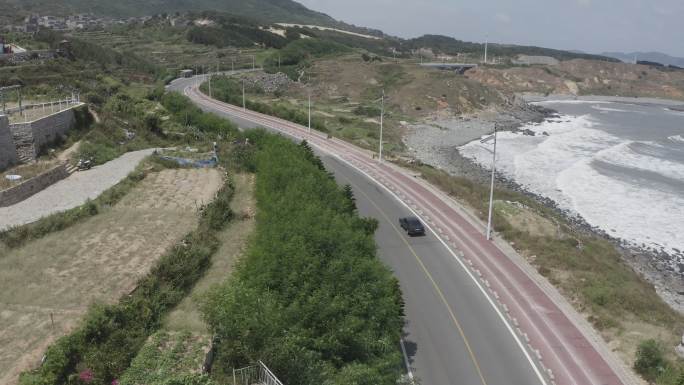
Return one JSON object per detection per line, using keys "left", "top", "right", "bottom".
{"left": 459, "top": 113, "right": 684, "bottom": 258}
{"left": 593, "top": 141, "right": 684, "bottom": 182}
{"left": 557, "top": 161, "right": 684, "bottom": 257}
{"left": 670, "top": 135, "right": 684, "bottom": 144}
{"left": 591, "top": 105, "right": 643, "bottom": 113}
{"left": 531, "top": 100, "right": 610, "bottom": 106}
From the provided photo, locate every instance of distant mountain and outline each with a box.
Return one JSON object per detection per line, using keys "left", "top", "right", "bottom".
{"left": 0, "top": 0, "right": 338, "bottom": 26}
{"left": 602, "top": 51, "right": 684, "bottom": 67}
{"left": 406, "top": 35, "right": 617, "bottom": 62}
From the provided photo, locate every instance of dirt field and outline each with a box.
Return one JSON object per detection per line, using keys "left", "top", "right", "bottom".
{"left": 0, "top": 168, "right": 223, "bottom": 385}
{"left": 164, "top": 173, "right": 256, "bottom": 334}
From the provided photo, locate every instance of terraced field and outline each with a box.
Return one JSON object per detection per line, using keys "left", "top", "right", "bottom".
{"left": 0, "top": 168, "right": 222, "bottom": 385}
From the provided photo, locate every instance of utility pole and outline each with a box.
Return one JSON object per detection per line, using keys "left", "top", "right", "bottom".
{"left": 379, "top": 89, "right": 385, "bottom": 162}
{"left": 242, "top": 79, "right": 246, "bottom": 111}
{"left": 485, "top": 124, "right": 498, "bottom": 240}
{"left": 484, "top": 37, "right": 488, "bottom": 64}
{"left": 308, "top": 89, "right": 312, "bottom": 134}
{"left": 208, "top": 73, "right": 212, "bottom": 98}
{"left": 232, "top": 58, "right": 235, "bottom": 72}
{"left": 278, "top": 54, "right": 281, "bottom": 69}
{"left": 252, "top": 55, "right": 255, "bottom": 70}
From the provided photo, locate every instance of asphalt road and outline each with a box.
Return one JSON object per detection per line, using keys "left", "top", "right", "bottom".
{"left": 167, "top": 75, "right": 630, "bottom": 385}
{"left": 324, "top": 155, "right": 543, "bottom": 385}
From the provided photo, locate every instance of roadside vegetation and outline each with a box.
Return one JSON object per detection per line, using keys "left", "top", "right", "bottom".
{"left": 201, "top": 134, "right": 405, "bottom": 385}
{"left": 205, "top": 75, "right": 328, "bottom": 131}
{"left": 407, "top": 162, "right": 684, "bottom": 384}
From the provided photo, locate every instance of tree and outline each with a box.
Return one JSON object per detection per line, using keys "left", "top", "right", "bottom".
{"left": 342, "top": 185, "right": 356, "bottom": 214}
{"left": 299, "top": 140, "right": 325, "bottom": 171}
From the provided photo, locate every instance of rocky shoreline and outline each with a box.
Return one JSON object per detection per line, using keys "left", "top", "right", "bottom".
{"left": 405, "top": 100, "right": 684, "bottom": 314}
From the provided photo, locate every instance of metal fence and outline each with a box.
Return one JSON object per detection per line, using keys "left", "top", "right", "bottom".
{"left": 233, "top": 361, "right": 284, "bottom": 385}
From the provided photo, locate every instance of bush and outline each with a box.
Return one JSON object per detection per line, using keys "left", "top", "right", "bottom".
{"left": 161, "top": 92, "right": 237, "bottom": 138}
{"left": 635, "top": 339, "right": 666, "bottom": 380}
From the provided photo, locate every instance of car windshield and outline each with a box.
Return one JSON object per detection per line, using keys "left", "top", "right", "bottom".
{"left": 407, "top": 219, "right": 421, "bottom": 227}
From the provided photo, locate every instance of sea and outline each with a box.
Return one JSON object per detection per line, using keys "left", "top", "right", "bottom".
{"left": 460, "top": 99, "right": 684, "bottom": 273}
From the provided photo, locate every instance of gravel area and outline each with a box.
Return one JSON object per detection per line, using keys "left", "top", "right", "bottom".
{"left": 0, "top": 149, "right": 155, "bottom": 231}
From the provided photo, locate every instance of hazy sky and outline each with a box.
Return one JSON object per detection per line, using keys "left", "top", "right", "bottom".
{"left": 297, "top": 0, "right": 684, "bottom": 57}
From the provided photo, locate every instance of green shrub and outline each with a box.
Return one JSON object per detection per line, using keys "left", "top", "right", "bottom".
{"left": 635, "top": 339, "right": 665, "bottom": 380}
{"left": 202, "top": 134, "right": 404, "bottom": 385}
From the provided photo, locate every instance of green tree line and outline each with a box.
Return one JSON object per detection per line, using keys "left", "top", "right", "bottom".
{"left": 202, "top": 134, "right": 405, "bottom": 385}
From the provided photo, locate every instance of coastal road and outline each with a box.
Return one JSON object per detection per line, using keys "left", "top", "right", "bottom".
{"left": 168, "top": 75, "right": 632, "bottom": 385}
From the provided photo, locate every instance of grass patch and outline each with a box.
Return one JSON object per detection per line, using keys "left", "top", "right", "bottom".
{"left": 119, "top": 331, "right": 214, "bottom": 385}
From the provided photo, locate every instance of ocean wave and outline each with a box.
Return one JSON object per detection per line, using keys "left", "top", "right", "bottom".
{"left": 592, "top": 141, "right": 684, "bottom": 182}
{"left": 670, "top": 135, "right": 684, "bottom": 144}
{"left": 531, "top": 100, "right": 610, "bottom": 106}
{"left": 591, "top": 105, "right": 644, "bottom": 114}
{"left": 558, "top": 161, "right": 684, "bottom": 257}
{"left": 459, "top": 113, "right": 684, "bottom": 258}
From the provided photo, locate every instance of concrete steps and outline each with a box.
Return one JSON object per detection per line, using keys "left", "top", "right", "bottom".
{"left": 65, "top": 163, "right": 78, "bottom": 175}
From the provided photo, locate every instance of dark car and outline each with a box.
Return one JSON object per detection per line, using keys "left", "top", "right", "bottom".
{"left": 399, "top": 216, "right": 425, "bottom": 236}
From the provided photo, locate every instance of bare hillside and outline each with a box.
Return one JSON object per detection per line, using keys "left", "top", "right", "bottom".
{"left": 467, "top": 59, "right": 684, "bottom": 100}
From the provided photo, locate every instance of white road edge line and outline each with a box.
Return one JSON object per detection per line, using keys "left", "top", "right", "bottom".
{"left": 183, "top": 83, "right": 550, "bottom": 385}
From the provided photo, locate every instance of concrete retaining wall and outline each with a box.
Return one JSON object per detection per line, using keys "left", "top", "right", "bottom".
{"left": 8, "top": 104, "right": 82, "bottom": 162}
{"left": 0, "top": 115, "right": 19, "bottom": 171}
{"left": 0, "top": 163, "right": 69, "bottom": 207}
{"left": 30, "top": 107, "right": 76, "bottom": 153}
{"left": 0, "top": 50, "right": 57, "bottom": 64}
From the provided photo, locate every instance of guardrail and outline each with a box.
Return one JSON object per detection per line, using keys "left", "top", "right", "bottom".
{"left": 233, "top": 361, "right": 284, "bottom": 385}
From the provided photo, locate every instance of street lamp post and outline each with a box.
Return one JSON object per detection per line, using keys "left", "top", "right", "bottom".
{"left": 379, "top": 89, "right": 385, "bottom": 162}
{"left": 242, "top": 79, "right": 246, "bottom": 111}
{"left": 483, "top": 124, "right": 498, "bottom": 240}
{"left": 308, "top": 89, "right": 312, "bottom": 134}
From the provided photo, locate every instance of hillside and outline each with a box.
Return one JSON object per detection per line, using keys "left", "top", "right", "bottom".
{"left": 406, "top": 34, "right": 617, "bottom": 62}
{"left": 466, "top": 59, "right": 684, "bottom": 100}
{"left": 602, "top": 51, "right": 684, "bottom": 68}
{"left": 0, "top": 0, "right": 337, "bottom": 26}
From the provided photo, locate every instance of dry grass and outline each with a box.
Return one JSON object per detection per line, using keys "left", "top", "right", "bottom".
{"left": 163, "top": 173, "right": 256, "bottom": 334}
{"left": 0, "top": 168, "right": 223, "bottom": 385}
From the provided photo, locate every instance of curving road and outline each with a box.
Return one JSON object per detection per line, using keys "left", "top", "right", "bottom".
{"left": 168, "top": 75, "right": 634, "bottom": 385}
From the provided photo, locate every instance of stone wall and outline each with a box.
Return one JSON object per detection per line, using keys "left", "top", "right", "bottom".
{"left": 9, "top": 122, "right": 34, "bottom": 163}
{"left": 29, "top": 107, "right": 77, "bottom": 153}
{"left": 0, "top": 163, "right": 69, "bottom": 207}
{"left": 0, "top": 115, "right": 19, "bottom": 171}
{"left": 8, "top": 104, "right": 82, "bottom": 162}
{"left": 0, "top": 50, "right": 57, "bottom": 64}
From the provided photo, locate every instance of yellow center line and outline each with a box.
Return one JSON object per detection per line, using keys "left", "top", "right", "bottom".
{"left": 339, "top": 172, "right": 489, "bottom": 385}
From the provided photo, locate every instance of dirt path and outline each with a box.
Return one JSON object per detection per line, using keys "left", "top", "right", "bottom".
{"left": 0, "top": 168, "right": 223, "bottom": 385}
{"left": 57, "top": 141, "right": 81, "bottom": 162}
{"left": 0, "top": 149, "right": 155, "bottom": 231}
{"left": 163, "top": 173, "right": 256, "bottom": 334}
